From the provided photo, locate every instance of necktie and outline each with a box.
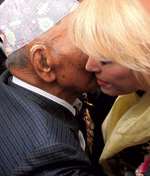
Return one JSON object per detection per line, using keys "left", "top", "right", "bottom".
{"left": 82, "top": 94, "right": 94, "bottom": 154}
{"left": 73, "top": 94, "right": 94, "bottom": 154}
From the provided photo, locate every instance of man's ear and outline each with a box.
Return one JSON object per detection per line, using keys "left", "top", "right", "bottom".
{"left": 30, "top": 44, "right": 56, "bottom": 82}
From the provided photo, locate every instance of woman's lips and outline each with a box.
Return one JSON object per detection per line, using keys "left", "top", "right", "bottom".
{"left": 97, "top": 79, "right": 109, "bottom": 87}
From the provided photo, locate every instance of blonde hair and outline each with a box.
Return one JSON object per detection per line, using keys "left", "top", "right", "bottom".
{"left": 71, "top": 0, "right": 150, "bottom": 86}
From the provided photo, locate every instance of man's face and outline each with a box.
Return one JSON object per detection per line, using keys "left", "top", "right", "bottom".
{"left": 47, "top": 16, "right": 97, "bottom": 97}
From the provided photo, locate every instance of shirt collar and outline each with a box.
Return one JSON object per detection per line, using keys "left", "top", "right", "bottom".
{"left": 12, "top": 76, "right": 76, "bottom": 116}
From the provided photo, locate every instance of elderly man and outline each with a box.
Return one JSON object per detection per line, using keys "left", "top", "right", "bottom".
{"left": 0, "top": 0, "right": 100, "bottom": 175}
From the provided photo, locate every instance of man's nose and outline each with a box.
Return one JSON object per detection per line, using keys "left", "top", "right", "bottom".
{"left": 85, "top": 57, "right": 101, "bottom": 72}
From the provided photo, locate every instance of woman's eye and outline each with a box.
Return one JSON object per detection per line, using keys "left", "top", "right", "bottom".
{"left": 100, "top": 61, "right": 112, "bottom": 65}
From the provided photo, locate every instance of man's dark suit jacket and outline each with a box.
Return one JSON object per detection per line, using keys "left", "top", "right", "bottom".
{"left": 0, "top": 71, "right": 97, "bottom": 176}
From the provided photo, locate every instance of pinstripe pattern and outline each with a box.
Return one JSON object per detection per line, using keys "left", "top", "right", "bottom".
{"left": 0, "top": 71, "right": 96, "bottom": 176}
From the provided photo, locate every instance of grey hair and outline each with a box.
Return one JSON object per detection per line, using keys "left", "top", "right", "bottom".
{"left": 6, "top": 46, "right": 28, "bottom": 69}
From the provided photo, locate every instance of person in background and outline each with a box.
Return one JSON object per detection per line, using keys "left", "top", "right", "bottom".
{"left": 70, "top": 0, "right": 150, "bottom": 175}
{"left": 0, "top": 0, "right": 103, "bottom": 175}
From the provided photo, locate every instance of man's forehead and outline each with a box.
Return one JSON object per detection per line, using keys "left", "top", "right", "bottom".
{"left": 48, "top": 25, "right": 81, "bottom": 57}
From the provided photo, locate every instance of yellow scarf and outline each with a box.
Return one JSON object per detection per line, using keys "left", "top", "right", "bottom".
{"left": 100, "top": 92, "right": 150, "bottom": 162}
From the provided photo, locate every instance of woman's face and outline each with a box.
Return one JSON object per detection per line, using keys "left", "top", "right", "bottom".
{"left": 86, "top": 57, "right": 141, "bottom": 96}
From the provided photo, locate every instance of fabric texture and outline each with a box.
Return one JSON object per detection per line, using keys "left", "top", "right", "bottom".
{"left": 100, "top": 92, "right": 150, "bottom": 175}
{"left": 0, "top": 71, "right": 96, "bottom": 176}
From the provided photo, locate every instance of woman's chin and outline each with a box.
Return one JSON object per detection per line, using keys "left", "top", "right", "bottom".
{"left": 100, "top": 87, "right": 118, "bottom": 96}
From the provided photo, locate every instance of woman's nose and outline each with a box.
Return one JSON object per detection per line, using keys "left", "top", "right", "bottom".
{"left": 85, "top": 57, "right": 101, "bottom": 72}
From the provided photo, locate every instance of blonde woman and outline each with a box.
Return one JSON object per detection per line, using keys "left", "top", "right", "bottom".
{"left": 70, "top": 0, "right": 150, "bottom": 175}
